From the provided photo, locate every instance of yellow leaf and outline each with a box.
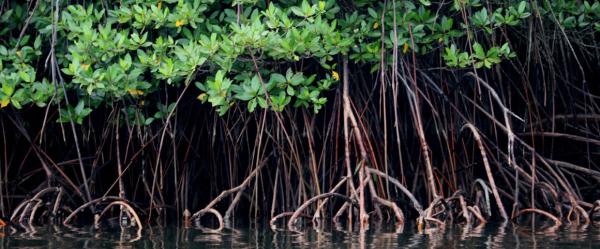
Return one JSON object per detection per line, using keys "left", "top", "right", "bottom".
{"left": 373, "top": 21, "right": 379, "bottom": 30}
{"left": 128, "top": 89, "right": 144, "bottom": 96}
{"left": 0, "top": 99, "right": 9, "bottom": 108}
{"left": 15, "top": 50, "right": 22, "bottom": 57}
{"left": 197, "top": 93, "right": 207, "bottom": 102}
{"left": 332, "top": 71, "right": 340, "bottom": 81}
{"left": 81, "top": 63, "right": 90, "bottom": 71}
{"left": 403, "top": 43, "right": 410, "bottom": 54}
{"left": 158, "top": 1, "right": 162, "bottom": 10}
{"left": 175, "top": 20, "right": 185, "bottom": 27}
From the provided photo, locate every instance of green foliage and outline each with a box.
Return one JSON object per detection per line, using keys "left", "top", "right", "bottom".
{"left": 0, "top": 0, "right": 598, "bottom": 124}
{"left": 58, "top": 100, "right": 92, "bottom": 125}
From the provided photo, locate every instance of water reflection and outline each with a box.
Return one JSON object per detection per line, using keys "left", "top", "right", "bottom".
{"left": 0, "top": 222, "right": 598, "bottom": 248}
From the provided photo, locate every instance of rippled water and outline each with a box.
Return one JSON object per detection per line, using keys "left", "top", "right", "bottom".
{"left": 2, "top": 222, "right": 600, "bottom": 248}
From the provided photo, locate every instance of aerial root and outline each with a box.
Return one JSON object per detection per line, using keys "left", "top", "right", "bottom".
{"left": 366, "top": 173, "right": 404, "bottom": 225}
{"left": 467, "top": 206, "right": 487, "bottom": 224}
{"left": 535, "top": 182, "right": 562, "bottom": 218}
{"left": 95, "top": 201, "right": 143, "bottom": 231}
{"left": 270, "top": 212, "right": 312, "bottom": 231}
{"left": 590, "top": 200, "right": 600, "bottom": 223}
{"left": 371, "top": 196, "right": 405, "bottom": 225}
{"left": 366, "top": 168, "right": 424, "bottom": 214}
{"left": 312, "top": 177, "right": 348, "bottom": 221}
{"left": 566, "top": 204, "right": 590, "bottom": 225}
{"left": 273, "top": 170, "right": 427, "bottom": 231}
{"left": 191, "top": 162, "right": 265, "bottom": 231}
{"left": 461, "top": 123, "right": 508, "bottom": 220}
{"left": 332, "top": 202, "right": 351, "bottom": 224}
{"left": 443, "top": 190, "right": 473, "bottom": 225}
{"left": 472, "top": 179, "right": 492, "bottom": 217}
{"left": 420, "top": 196, "right": 446, "bottom": 229}
{"left": 10, "top": 187, "right": 63, "bottom": 225}
{"left": 513, "top": 208, "right": 562, "bottom": 226}
{"left": 458, "top": 194, "right": 471, "bottom": 225}
{"left": 287, "top": 193, "right": 355, "bottom": 231}
{"left": 192, "top": 208, "right": 224, "bottom": 233}
{"left": 10, "top": 165, "right": 596, "bottom": 233}
{"left": 63, "top": 196, "right": 141, "bottom": 227}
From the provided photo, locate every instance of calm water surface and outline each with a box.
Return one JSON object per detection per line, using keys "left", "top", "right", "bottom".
{"left": 2, "top": 222, "right": 599, "bottom": 248}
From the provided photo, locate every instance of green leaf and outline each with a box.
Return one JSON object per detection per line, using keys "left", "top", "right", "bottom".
{"left": 248, "top": 98, "right": 257, "bottom": 112}
{"left": 367, "top": 8, "right": 378, "bottom": 18}
{"left": 75, "top": 101, "right": 85, "bottom": 114}
{"left": 290, "top": 7, "right": 304, "bottom": 17}
{"left": 270, "top": 73, "right": 286, "bottom": 84}
{"left": 473, "top": 43, "right": 485, "bottom": 59}
{"left": 19, "top": 71, "right": 33, "bottom": 83}
{"left": 34, "top": 36, "right": 42, "bottom": 49}
{"left": 286, "top": 86, "right": 295, "bottom": 96}
{"left": 518, "top": 1, "right": 526, "bottom": 13}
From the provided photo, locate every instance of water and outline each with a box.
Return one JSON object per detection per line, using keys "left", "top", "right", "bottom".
{"left": 2, "top": 222, "right": 599, "bottom": 248}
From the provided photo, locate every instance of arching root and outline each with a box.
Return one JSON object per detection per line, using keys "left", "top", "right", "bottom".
{"left": 512, "top": 208, "right": 562, "bottom": 226}
{"left": 366, "top": 168, "right": 424, "bottom": 215}
{"left": 191, "top": 162, "right": 265, "bottom": 231}
{"left": 311, "top": 177, "right": 348, "bottom": 221}
{"left": 366, "top": 174, "right": 404, "bottom": 225}
{"left": 11, "top": 187, "right": 63, "bottom": 225}
{"left": 461, "top": 123, "right": 508, "bottom": 220}
{"left": 472, "top": 179, "right": 492, "bottom": 217}
{"left": 566, "top": 204, "right": 590, "bottom": 225}
{"left": 191, "top": 208, "right": 224, "bottom": 233}
{"left": 332, "top": 202, "right": 351, "bottom": 224}
{"left": 420, "top": 196, "right": 446, "bottom": 230}
{"left": 270, "top": 212, "right": 312, "bottom": 231}
{"left": 63, "top": 196, "right": 141, "bottom": 227}
{"left": 287, "top": 193, "right": 355, "bottom": 231}
{"left": 96, "top": 201, "right": 143, "bottom": 232}
{"left": 467, "top": 206, "right": 487, "bottom": 224}
{"left": 535, "top": 182, "right": 562, "bottom": 219}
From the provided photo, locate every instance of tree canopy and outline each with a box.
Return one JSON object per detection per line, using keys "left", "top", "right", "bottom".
{"left": 4, "top": 0, "right": 595, "bottom": 122}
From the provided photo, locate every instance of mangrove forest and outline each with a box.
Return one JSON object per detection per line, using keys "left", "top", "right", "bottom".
{"left": 1, "top": 0, "right": 600, "bottom": 240}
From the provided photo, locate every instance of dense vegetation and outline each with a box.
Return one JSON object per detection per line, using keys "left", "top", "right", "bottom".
{"left": 1, "top": 0, "right": 600, "bottom": 232}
